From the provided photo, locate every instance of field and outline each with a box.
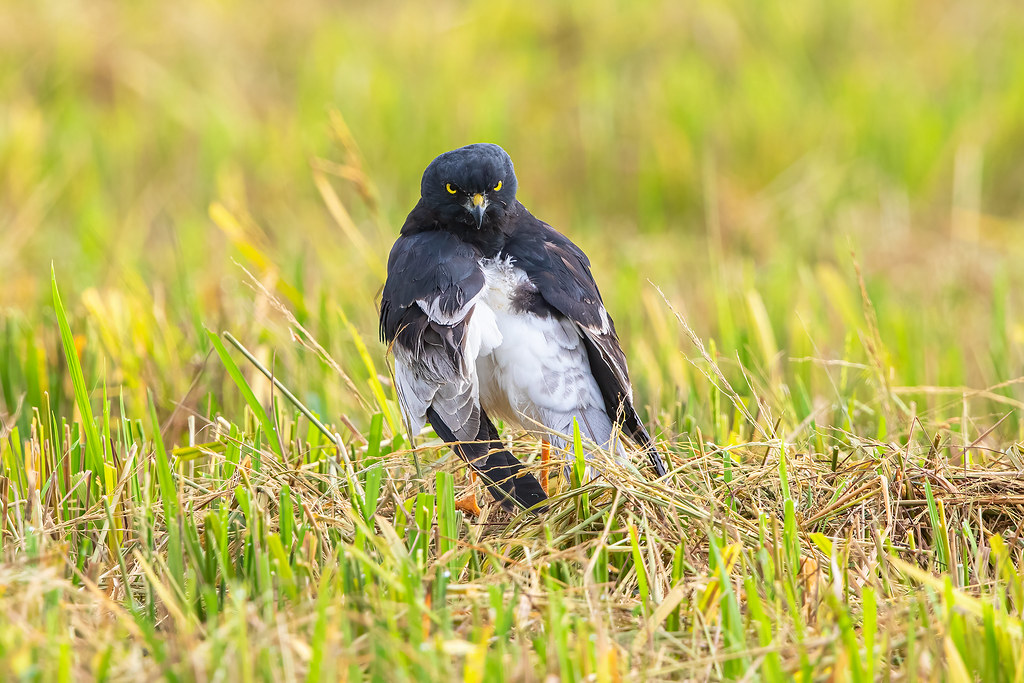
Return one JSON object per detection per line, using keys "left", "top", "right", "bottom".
{"left": 2, "top": 1, "right": 1024, "bottom": 680}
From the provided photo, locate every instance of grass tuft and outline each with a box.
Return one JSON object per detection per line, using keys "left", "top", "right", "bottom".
{"left": 3, "top": 1, "right": 1024, "bottom": 679}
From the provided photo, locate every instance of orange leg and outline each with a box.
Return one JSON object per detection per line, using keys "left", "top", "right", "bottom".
{"left": 422, "top": 593, "right": 432, "bottom": 639}
{"left": 540, "top": 439, "right": 550, "bottom": 495}
{"left": 455, "top": 470, "right": 482, "bottom": 516}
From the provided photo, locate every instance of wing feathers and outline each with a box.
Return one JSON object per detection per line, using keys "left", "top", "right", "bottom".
{"left": 381, "top": 229, "right": 547, "bottom": 510}
{"left": 428, "top": 406, "right": 547, "bottom": 512}
{"left": 504, "top": 210, "right": 668, "bottom": 477}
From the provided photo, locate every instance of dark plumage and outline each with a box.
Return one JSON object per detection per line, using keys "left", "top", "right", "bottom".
{"left": 380, "top": 143, "right": 666, "bottom": 512}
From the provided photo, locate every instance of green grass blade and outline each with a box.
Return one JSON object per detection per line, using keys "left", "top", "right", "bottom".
{"left": 51, "top": 269, "right": 104, "bottom": 481}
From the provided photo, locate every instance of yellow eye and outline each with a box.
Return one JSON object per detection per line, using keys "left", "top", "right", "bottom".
{"left": 493, "top": 180, "right": 503, "bottom": 192}
{"left": 445, "top": 183, "right": 457, "bottom": 194}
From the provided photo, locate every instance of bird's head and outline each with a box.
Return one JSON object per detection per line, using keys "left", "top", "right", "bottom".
{"left": 420, "top": 143, "right": 518, "bottom": 231}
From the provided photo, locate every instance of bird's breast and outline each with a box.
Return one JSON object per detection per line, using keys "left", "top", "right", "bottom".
{"left": 477, "top": 255, "right": 536, "bottom": 312}
{"left": 469, "top": 256, "right": 602, "bottom": 428}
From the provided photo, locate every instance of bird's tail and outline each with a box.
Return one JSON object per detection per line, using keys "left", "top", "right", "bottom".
{"left": 557, "top": 406, "right": 668, "bottom": 478}
{"left": 632, "top": 424, "right": 668, "bottom": 477}
{"left": 617, "top": 407, "right": 668, "bottom": 477}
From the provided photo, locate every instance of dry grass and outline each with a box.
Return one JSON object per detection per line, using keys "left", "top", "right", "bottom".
{"left": 2, "top": 0, "right": 1024, "bottom": 680}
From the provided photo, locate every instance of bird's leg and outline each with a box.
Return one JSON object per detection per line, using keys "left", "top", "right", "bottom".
{"left": 454, "top": 470, "right": 482, "bottom": 516}
{"left": 540, "top": 438, "right": 550, "bottom": 496}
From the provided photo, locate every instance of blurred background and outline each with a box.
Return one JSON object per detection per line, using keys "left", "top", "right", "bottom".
{"left": 2, "top": 0, "right": 1023, "bottom": 440}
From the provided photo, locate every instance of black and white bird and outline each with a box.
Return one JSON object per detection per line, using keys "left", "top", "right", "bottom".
{"left": 379, "top": 143, "right": 667, "bottom": 512}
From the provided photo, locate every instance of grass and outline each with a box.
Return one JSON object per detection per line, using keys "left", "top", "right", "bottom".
{"left": 2, "top": 0, "right": 1024, "bottom": 680}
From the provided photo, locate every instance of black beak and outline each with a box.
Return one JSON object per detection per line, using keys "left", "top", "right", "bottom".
{"left": 470, "top": 203, "right": 486, "bottom": 230}
{"left": 469, "top": 193, "right": 487, "bottom": 229}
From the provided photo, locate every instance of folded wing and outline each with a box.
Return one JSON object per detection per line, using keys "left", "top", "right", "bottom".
{"left": 380, "top": 230, "right": 547, "bottom": 510}
{"left": 504, "top": 215, "right": 668, "bottom": 477}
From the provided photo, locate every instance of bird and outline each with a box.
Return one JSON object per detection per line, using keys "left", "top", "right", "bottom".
{"left": 379, "top": 143, "right": 667, "bottom": 513}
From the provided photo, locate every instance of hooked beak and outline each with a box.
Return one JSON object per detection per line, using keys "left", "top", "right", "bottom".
{"left": 470, "top": 193, "right": 487, "bottom": 229}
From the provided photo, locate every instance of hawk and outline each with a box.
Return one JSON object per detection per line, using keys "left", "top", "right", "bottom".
{"left": 380, "top": 143, "right": 666, "bottom": 512}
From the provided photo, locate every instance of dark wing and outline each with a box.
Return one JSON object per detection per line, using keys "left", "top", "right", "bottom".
{"left": 380, "top": 229, "right": 547, "bottom": 510}
{"left": 428, "top": 405, "right": 547, "bottom": 512}
{"left": 504, "top": 210, "right": 668, "bottom": 477}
